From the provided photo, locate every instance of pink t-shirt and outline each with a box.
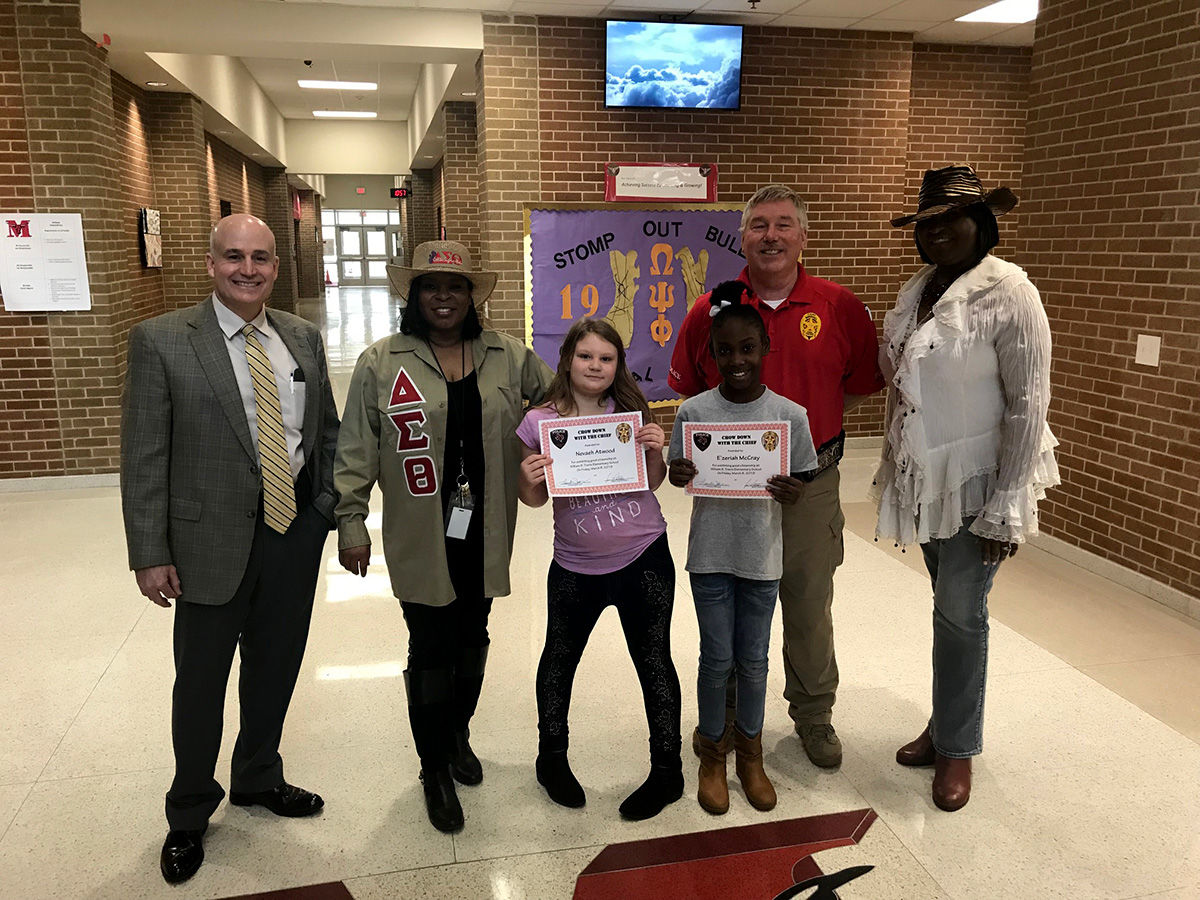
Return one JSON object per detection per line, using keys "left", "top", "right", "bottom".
{"left": 517, "top": 402, "right": 668, "bottom": 576}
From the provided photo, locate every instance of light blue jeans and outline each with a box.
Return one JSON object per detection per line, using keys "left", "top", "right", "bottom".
{"left": 690, "top": 573, "right": 780, "bottom": 741}
{"left": 922, "top": 519, "right": 1000, "bottom": 758}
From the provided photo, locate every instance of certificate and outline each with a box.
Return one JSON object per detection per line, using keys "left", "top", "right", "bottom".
{"left": 539, "top": 412, "right": 648, "bottom": 497}
{"left": 683, "top": 421, "right": 789, "bottom": 498}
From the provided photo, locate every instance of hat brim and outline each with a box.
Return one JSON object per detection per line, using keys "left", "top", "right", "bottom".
{"left": 386, "top": 265, "right": 498, "bottom": 306}
{"left": 890, "top": 186, "right": 1018, "bottom": 228}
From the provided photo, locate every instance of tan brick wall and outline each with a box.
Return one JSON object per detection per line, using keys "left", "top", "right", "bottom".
{"left": 297, "top": 189, "right": 323, "bottom": 298}
{"left": 0, "top": 0, "right": 60, "bottom": 476}
{"left": 409, "top": 169, "right": 436, "bottom": 249}
{"left": 442, "top": 100, "right": 481, "bottom": 262}
{"left": 1022, "top": 0, "right": 1200, "bottom": 596}
{"left": 206, "top": 134, "right": 267, "bottom": 223}
{"left": 146, "top": 91, "right": 210, "bottom": 310}
{"left": 262, "top": 168, "right": 298, "bottom": 312}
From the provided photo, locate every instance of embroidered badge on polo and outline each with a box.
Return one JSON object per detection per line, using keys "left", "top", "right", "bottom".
{"left": 800, "top": 312, "right": 821, "bottom": 340}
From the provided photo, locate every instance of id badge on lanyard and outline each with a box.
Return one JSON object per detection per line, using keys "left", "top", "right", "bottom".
{"left": 445, "top": 467, "right": 474, "bottom": 539}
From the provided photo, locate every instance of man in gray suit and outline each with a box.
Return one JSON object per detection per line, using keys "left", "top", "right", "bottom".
{"left": 121, "top": 214, "right": 340, "bottom": 884}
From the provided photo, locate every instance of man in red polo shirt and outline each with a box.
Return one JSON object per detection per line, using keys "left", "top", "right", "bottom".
{"left": 668, "top": 184, "right": 883, "bottom": 768}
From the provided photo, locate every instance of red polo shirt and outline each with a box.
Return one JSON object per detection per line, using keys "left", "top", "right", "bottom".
{"left": 667, "top": 265, "right": 884, "bottom": 448}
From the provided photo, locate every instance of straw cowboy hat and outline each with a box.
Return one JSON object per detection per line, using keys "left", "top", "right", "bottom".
{"left": 386, "top": 240, "right": 498, "bottom": 304}
{"left": 891, "top": 164, "right": 1018, "bottom": 228}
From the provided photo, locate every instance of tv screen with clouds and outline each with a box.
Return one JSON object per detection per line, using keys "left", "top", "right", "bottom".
{"left": 605, "top": 21, "right": 743, "bottom": 110}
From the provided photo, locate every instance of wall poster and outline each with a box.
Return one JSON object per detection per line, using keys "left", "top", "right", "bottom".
{"left": 525, "top": 203, "right": 746, "bottom": 405}
{"left": 0, "top": 213, "right": 92, "bottom": 311}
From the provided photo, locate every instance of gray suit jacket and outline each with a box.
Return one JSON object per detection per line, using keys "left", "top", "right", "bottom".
{"left": 120, "top": 298, "right": 340, "bottom": 605}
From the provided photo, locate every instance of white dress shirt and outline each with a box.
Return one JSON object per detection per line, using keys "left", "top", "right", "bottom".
{"left": 212, "top": 296, "right": 306, "bottom": 478}
{"left": 871, "top": 255, "right": 1060, "bottom": 545}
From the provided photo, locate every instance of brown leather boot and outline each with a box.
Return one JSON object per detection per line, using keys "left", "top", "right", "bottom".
{"left": 694, "top": 726, "right": 732, "bottom": 814}
{"left": 896, "top": 726, "right": 936, "bottom": 767}
{"left": 932, "top": 754, "right": 972, "bottom": 811}
{"left": 733, "top": 727, "right": 776, "bottom": 811}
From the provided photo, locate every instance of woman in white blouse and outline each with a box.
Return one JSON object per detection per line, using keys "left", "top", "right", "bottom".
{"left": 872, "top": 165, "right": 1059, "bottom": 812}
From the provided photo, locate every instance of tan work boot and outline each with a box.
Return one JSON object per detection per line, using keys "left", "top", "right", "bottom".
{"left": 733, "top": 727, "right": 777, "bottom": 811}
{"left": 693, "top": 726, "right": 732, "bottom": 814}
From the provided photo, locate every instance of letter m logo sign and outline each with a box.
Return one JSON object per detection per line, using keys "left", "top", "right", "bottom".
{"left": 6, "top": 220, "right": 30, "bottom": 238}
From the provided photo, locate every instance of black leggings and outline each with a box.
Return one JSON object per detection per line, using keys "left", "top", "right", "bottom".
{"left": 536, "top": 532, "right": 681, "bottom": 761}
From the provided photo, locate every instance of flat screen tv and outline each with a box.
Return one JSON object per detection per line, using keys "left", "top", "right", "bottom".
{"left": 605, "top": 21, "right": 743, "bottom": 110}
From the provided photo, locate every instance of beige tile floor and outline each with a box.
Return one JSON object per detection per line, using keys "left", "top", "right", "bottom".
{"left": 0, "top": 287, "right": 1197, "bottom": 900}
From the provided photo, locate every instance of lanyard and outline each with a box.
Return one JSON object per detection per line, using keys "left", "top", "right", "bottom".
{"left": 426, "top": 338, "right": 471, "bottom": 496}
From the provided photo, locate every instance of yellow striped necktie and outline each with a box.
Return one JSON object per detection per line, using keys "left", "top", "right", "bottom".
{"left": 241, "top": 323, "right": 296, "bottom": 533}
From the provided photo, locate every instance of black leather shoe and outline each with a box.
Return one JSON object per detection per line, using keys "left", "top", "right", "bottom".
{"left": 420, "top": 766, "right": 464, "bottom": 833}
{"left": 450, "top": 729, "right": 483, "bottom": 786}
{"left": 160, "top": 829, "right": 204, "bottom": 884}
{"left": 229, "top": 782, "right": 324, "bottom": 817}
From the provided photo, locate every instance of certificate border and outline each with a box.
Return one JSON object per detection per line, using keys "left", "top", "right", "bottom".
{"left": 539, "top": 412, "right": 648, "bottom": 497}
{"left": 683, "top": 421, "right": 790, "bottom": 498}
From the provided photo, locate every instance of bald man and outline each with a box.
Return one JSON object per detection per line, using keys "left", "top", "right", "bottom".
{"left": 121, "top": 215, "right": 340, "bottom": 884}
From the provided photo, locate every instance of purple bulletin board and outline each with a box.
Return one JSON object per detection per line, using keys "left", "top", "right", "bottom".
{"left": 525, "top": 204, "right": 746, "bottom": 405}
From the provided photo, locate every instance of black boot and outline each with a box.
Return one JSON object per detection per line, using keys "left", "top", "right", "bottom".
{"left": 450, "top": 644, "right": 488, "bottom": 786}
{"left": 619, "top": 755, "right": 684, "bottom": 821}
{"left": 536, "top": 738, "right": 585, "bottom": 809}
{"left": 405, "top": 668, "right": 463, "bottom": 833}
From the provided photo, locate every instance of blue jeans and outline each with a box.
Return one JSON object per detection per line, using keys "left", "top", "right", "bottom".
{"left": 690, "top": 573, "right": 780, "bottom": 741}
{"left": 922, "top": 520, "right": 1000, "bottom": 758}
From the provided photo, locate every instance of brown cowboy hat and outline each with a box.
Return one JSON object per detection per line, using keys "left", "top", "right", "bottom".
{"left": 386, "top": 240, "right": 498, "bottom": 304}
{"left": 891, "top": 164, "right": 1018, "bottom": 227}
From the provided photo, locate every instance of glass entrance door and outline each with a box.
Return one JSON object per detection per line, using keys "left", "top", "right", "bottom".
{"left": 337, "top": 226, "right": 389, "bottom": 286}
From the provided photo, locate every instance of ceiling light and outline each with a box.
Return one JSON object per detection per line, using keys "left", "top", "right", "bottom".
{"left": 461, "top": 91, "right": 477, "bottom": 97}
{"left": 957, "top": 0, "right": 1037, "bottom": 24}
{"left": 145, "top": 81, "right": 167, "bottom": 87}
{"left": 298, "top": 80, "right": 378, "bottom": 91}
{"left": 312, "top": 110, "right": 378, "bottom": 119}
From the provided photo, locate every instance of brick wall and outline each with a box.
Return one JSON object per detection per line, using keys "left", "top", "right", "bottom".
{"left": 145, "top": 91, "right": 210, "bottom": 310}
{"left": 1022, "top": 0, "right": 1200, "bottom": 596}
{"left": 442, "top": 100, "right": 481, "bottom": 262}
{"left": 111, "top": 74, "right": 165, "bottom": 325}
{"left": 0, "top": 0, "right": 59, "bottom": 476}
{"left": 479, "top": 17, "right": 916, "bottom": 422}
{"left": 262, "top": 168, "right": 297, "bottom": 312}
{"left": 409, "top": 168, "right": 436, "bottom": 250}
{"left": 297, "top": 189, "right": 322, "bottom": 298}
{"left": 206, "top": 134, "right": 267, "bottom": 223}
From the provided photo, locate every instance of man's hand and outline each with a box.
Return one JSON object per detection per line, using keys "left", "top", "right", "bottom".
{"left": 339, "top": 545, "right": 371, "bottom": 577}
{"left": 668, "top": 458, "right": 697, "bottom": 487}
{"left": 135, "top": 564, "right": 181, "bottom": 607}
{"left": 766, "top": 474, "right": 804, "bottom": 505}
{"left": 980, "top": 537, "right": 1018, "bottom": 566}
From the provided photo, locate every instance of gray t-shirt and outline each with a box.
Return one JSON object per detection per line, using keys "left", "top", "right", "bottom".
{"left": 668, "top": 387, "right": 818, "bottom": 580}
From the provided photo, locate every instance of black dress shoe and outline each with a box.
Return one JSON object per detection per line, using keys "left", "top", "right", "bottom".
{"left": 420, "top": 766, "right": 464, "bottom": 833}
{"left": 229, "top": 782, "right": 324, "bottom": 817}
{"left": 160, "top": 829, "right": 204, "bottom": 884}
{"left": 450, "top": 729, "right": 483, "bottom": 786}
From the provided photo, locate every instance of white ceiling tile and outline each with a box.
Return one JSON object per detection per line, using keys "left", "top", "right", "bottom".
{"left": 916, "top": 20, "right": 1013, "bottom": 42}
{"left": 416, "top": 0, "right": 511, "bottom": 8}
{"left": 843, "top": 17, "right": 937, "bottom": 31}
{"left": 606, "top": 0, "right": 711, "bottom": 12}
{"left": 984, "top": 22, "right": 1036, "bottom": 45}
{"left": 786, "top": 0, "right": 896, "bottom": 16}
{"left": 879, "top": 0, "right": 987, "bottom": 18}
{"left": 508, "top": 0, "right": 606, "bottom": 12}
{"left": 767, "top": 14, "right": 863, "bottom": 28}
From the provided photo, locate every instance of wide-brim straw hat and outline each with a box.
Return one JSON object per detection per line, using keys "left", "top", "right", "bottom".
{"left": 891, "top": 164, "right": 1018, "bottom": 227}
{"left": 386, "top": 240, "right": 498, "bottom": 305}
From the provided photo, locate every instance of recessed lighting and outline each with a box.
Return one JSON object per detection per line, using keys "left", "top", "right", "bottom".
{"left": 298, "top": 80, "right": 378, "bottom": 91}
{"left": 461, "top": 91, "right": 477, "bottom": 97}
{"left": 312, "top": 110, "right": 377, "bottom": 119}
{"left": 957, "top": 0, "right": 1037, "bottom": 24}
{"left": 145, "top": 81, "right": 167, "bottom": 87}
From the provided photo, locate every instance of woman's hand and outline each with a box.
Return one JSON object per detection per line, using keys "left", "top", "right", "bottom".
{"left": 766, "top": 474, "right": 804, "bottom": 505}
{"left": 668, "top": 458, "right": 696, "bottom": 487}
{"left": 340, "top": 545, "right": 371, "bottom": 577}
{"left": 980, "top": 537, "right": 1018, "bottom": 566}
{"left": 635, "top": 422, "right": 665, "bottom": 453}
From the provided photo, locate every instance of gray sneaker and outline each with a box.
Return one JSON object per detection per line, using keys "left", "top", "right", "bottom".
{"left": 797, "top": 723, "right": 843, "bottom": 768}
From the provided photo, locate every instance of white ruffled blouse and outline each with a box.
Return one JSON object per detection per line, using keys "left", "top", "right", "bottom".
{"left": 871, "top": 255, "right": 1060, "bottom": 546}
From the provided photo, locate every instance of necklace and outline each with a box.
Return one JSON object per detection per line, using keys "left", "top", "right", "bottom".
{"left": 896, "top": 272, "right": 949, "bottom": 357}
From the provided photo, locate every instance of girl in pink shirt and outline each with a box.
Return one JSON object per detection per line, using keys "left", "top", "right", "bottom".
{"left": 517, "top": 319, "right": 681, "bottom": 821}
